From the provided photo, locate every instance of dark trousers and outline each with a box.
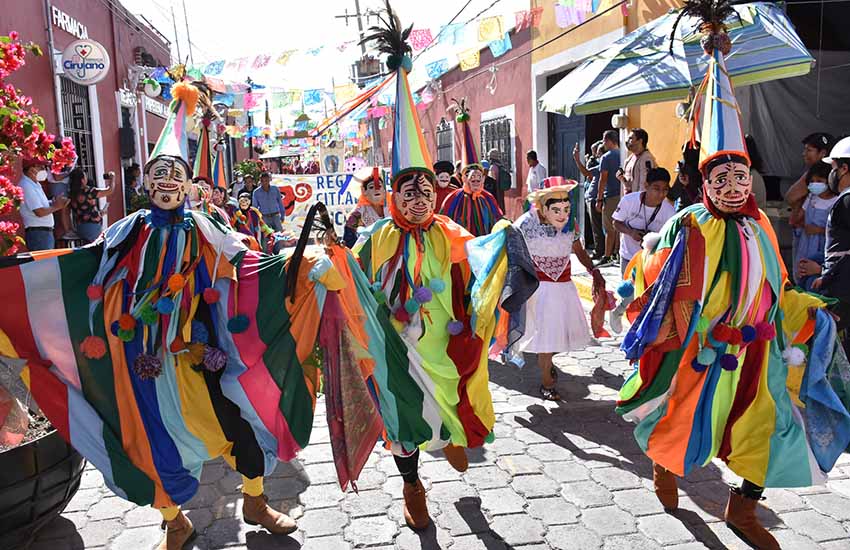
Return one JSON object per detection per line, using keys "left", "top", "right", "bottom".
{"left": 586, "top": 200, "right": 605, "bottom": 256}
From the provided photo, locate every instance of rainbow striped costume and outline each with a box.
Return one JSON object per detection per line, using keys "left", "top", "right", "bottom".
{"left": 0, "top": 208, "right": 336, "bottom": 508}
{"left": 440, "top": 188, "right": 504, "bottom": 237}
{"left": 617, "top": 203, "right": 850, "bottom": 487}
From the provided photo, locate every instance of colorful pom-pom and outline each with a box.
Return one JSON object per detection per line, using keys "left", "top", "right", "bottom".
{"left": 728, "top": 328, "right": 743, "bottom": 346}
{"left": 695, "top": 316, "right": 711, "bottom": 333}
{"left": 720, "top": 353, "right": 739, "bottom": 371}
{"left": 373, "top": 290, "right": 387, "bottom": 304}
{"left": 712, "top": 324, "right": 731, "bottom": 343}
{"left": 156, "top": 297, "right": 175, "bottom": 314}
{"left": 191, "top": 320, "right": 209, "bottom": 344}
{"left": 690, "top": 358, "right": 709, "bottom": 372}
{"left": 404, "top": 297, "right": 420, "bottom": 314}
{"left": 794, "top": 343, "right": 809, "bottom": 356}
{"left": 485, "top": 431, "right": 495, "bottom": 444}
{"left": 741, "top": 325, "right": 757, "bottom": 343}
{"left": 81, "top": 336, "right": 107, "bottom": 359}
{"left": 86, "top": 284, "right": 104, "bottom": 301}
{"left": 140, "top": 304, "right": 158, "bottom": 325}
{"left": 755, "top": 322, "right": 776, "bottom": 341}
{"left": 394, "top": 307, "right": 410, "bottom": 324}
{"left": 697, "top": 347, "right": 717, "bottom": 366}
{"left": 133, "top": 354, "right": 162, "bottom": 380}
{"left": 414, "top": 286, "right": 433, "bottom": 304}
{"left": 118, "top": 314, "right": 136, "bottom": 331}
{"left": 227, "top": 314, "right": 249, "bottom": 333}
{"left": 110, "top": 321, "right": 120, "bottom": 336}
{"left": 782, "top": 346, "right": 806, "bottom": 366}
{"left": 429, "top": 278, "right": 446, "bottom": 294}
{"left": 117, "top": 328, "right": 135, "bottom": 342}
{"left": 616, "top": 281, "right": 634, "bottom": 299}
{"left": 203, "top": 346, "right": 228, "bottom": 372}
{"left": 167, "top": 274, "right": 186, "bottom": 293}
{"left": 447, "top": 319, "right": 464, "bottom": 336}
{"left": 202, "top": 288, "right": 220, "bottom": 304}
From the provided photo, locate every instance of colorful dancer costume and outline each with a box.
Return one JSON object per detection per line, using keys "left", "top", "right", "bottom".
{"left": 513, "top": 178, "right": 603, "bottom": 401}
{"left": 232, "top": 191, "right": 273, "bottom": 252}
{"left": 0, "top": 81, "right": 331, "bottom": 549}
{"left": 343, "top": 166, "right": 387, "bottom": 248}
{"left": 433, "top": 160, "right": 460, "bottom": 210}
{"left": 440, "top": 98, "right": 504, "bottom": 236}
{"left": 615, "top": 5, "right": 850, "bottom": 548}
{"left": 356, "top": 2, "right": 536, "bottom": 530}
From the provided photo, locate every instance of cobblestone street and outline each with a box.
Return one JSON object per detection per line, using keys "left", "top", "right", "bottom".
{"left": 29, "top": 269, "right": 850, "bottom": 550}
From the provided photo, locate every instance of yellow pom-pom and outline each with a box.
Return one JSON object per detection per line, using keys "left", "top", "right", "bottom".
{"left": 171, "top": 81, "right": 199, "bottom": 116}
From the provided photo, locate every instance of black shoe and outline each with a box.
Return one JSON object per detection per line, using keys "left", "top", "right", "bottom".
{"left": 595, "top": 256, "right": 612, "bottom": 268}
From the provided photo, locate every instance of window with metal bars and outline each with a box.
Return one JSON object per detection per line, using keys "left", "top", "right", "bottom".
{"left": 480, "top": 116, "right": 512, "bottom": 173}
{"left": 60, "top": 77, "right": 96, "bottom": 183}
{"left": 435, "top": 117, "right": 454, "bottom": 163}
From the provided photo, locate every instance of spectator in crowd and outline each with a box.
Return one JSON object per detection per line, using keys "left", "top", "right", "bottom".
{"left": 252, "top": 171, "right": 285, "bottom": 232}
{"left": 745, "top": 135, "right": 767, "bottom": 208}
{"left": 794, "top": 161, "right": 837, "bottom": 290}
{"left": 211, "top": 186, "right": 231, "bottom": 223}
{"left": 595, "top": 130, "right": 622, "bottom": 266}
{"left": 69, "top": 168, "right": 116, "bottom": 244}
{"left": 786, "top": 132, "right": 835, "bottom": 219}
{"left": 485, "top": 148, "right": 510, "bottom": 211}
{"left": 668, "top": 142, "right": 703, "bottom": 211}
{"left": 20, "top": 158, "right": 69, "bottom": 251}
{"left": 814, "top": 136, "right": 850, "bottom": 357}
{"left": 573, "top": 141, "right": 605, "bottom": 259}
{"left": 617, "top": 128, "right": 656, "bottom": 193}
{"left": 609, "top": 167, "right": 676, "bottom": 333}
{"left": 525, "top": 150, "right": 547, "bottom": 192}
{"left": 231, "top": 174, "right": 255, "bottom": 200}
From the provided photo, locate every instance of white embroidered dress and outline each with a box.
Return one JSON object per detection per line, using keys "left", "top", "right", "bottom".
{"left": 513, "top": 210, "right": 592, "bottom": 353}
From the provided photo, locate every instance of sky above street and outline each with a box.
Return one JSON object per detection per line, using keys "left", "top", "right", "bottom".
{"left": 118, "top": 0, "right": 529, "bottom": 89}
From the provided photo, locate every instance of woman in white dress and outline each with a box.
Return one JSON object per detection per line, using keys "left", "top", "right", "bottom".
{"left": 514, "top": 177, "right": 604, "bottom": 400}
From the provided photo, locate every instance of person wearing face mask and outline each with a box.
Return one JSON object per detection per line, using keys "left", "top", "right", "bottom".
{"left": 432, "top": 160, "right": 459, "bottom": 210}
{"left": 20, "top": 158, "right": 70, "bottom": 251}
{"left": 440, "top": 98, "right": 504, "bottom": 236}
{"left": 616, "top": 25, "right": 849, "bottom": 550}
{"left": 512, "top": 177, "right": 604, "bottom": 401}
{"left": 813, "top": 136, "right": 850, "bottom": 356}
{"left": 68, "top": 167, "right": 116, "bottom": 244}
{"left": 793, "top": 161, "right": 837, "bottom": 290}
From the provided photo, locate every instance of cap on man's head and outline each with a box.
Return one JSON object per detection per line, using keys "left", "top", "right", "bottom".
{"left": 823, "top": 136, "right": 850, "bottom": 163}
{"left": 802, "top": 132, "right": 836, "bottom": 152}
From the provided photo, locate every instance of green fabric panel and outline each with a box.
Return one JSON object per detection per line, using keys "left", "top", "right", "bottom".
{"left": 58, "top": 248, "right": 155, "bottom": 505}
{"left": 616, "top": 349, "right": 685, "bottom": 416}
{"left": 255, "top": 254, "right": 314, "bottom": 448}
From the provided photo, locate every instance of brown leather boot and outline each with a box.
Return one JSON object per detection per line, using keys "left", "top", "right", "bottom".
{"left": 402, "top": 480, "right": 430, "bottom": 530}
{"left": 652, "top": 462, "right": 678, "bottom": 512}
{"left": 242, "top": 493, "right": 297, "bottom": 535}
{"left": 724, "top": 488, "right": 780, "bottom": 550}
{"left": 442, "top": 444, "right": 469, "bottom": 473}
{"left": 156, "top": 510, "right": 196, "bottom": 550}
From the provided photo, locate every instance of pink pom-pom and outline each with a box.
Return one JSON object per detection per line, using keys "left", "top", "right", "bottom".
{"left": 80, "top": 336, "right": 107, "bottom": 359}
{"left": 755, "top": 322, "right": 776, "bottom": 341}
{"left": 203, "top": 288, "right": 221, "bottom": 304}
{"left": 86, "top": 284, "right": 104, "bottom": 301}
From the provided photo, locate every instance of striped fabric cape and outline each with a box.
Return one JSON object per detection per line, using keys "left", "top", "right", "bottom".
{"left": 440, "top": 189, "right": 504, "bottom": 237}
{"left": 0, "top": 209, "right": 335, "bottom": 508}
{"left": 352, "top": 214, "right": 512, "bottom": 453}
{"left": 616, "top": 203, "right": 850, "bottom": 487}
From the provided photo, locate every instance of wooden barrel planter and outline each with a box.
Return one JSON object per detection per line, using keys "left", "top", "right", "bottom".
{"left": 0, "top": 429, "right": 85, "bottom": 549}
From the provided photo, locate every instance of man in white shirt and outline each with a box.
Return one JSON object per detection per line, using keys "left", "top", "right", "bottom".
{"left": 19, "top": 159, "right": 69, "bottom": 251}
{"left": 525, "top": 150, "right": 547, "bottom": 192}
{"left": 617, "top": 128, "right": 656, "bottom": 194}
{"left": 609, "top": 167, "right": 676, "bottom": 332}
